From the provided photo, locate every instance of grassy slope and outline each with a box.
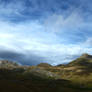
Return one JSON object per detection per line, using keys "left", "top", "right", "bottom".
{"left": 0, "top": 55, "right": 92, "bottom": 92}
{"left": 0, "top": 68, "right": 91, "bottom": 92}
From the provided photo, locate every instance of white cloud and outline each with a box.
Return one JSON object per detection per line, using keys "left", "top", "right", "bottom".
{"left": 0, "top": 0, "right": 92, "bottom": 65}
{"left": 43, "top": 11, "right": 85, "bottom": 33}
{"left": 0, "top": 14, "right": 91, "bottom": 65}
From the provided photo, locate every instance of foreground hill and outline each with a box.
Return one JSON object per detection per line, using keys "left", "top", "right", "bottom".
{"left": 0, "top": 54, "right": 92, "bottom": 92}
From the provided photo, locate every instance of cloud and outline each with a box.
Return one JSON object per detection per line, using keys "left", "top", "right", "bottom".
{"left": 0, "top": 0, "right": 91, "bottom": 65}
{"left": 0, "top": 13, "right": 91, "bottom": 65}
{"left": 0, "top": 0, "right": 88, "bottom": 21}
{"left": 43, "top": 12, "right": 84, "bottom": 32}
{"left": 0, "top": 49, "right": 47, "bottom": 65}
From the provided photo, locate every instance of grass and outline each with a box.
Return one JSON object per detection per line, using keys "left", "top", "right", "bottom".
{"left": 1, "top": 55, "right": 92, "bottom": 92}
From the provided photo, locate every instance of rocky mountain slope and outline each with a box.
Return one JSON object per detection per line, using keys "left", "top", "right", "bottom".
{"left": 0, "top": 53, "right": 92, "bottom": 92}
{"left": 0, "top": 60, "right": 19, "bottom": 67}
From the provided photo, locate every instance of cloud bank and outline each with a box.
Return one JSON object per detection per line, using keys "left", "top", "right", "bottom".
{"left": 0, "top": 0, "right": 92, "bottom": 65}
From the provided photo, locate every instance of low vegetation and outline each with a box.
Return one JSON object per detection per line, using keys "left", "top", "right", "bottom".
{"left": 0, "top": 53, "right": 92, "bottom": 92}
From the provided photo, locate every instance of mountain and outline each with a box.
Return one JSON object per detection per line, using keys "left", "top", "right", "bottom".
{"left": 80, "top": 53, "right": 92, "bottom": 58}
{"left": 0, "top": 54, "right": 92, "bottom": 92}
{"left": 0, "top": 60, "right": 19, "bottom": 68}
{"left": 68, "top": 53, "right": 92, "bottom": 66}
{"left": 37, "top": 63, "right": 52, "bottom": 67}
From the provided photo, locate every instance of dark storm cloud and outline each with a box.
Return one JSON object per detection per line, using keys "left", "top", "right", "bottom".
{"left": 0, "top": 50, "right": 46, "bottom": 65}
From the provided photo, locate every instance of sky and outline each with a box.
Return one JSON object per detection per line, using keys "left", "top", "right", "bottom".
{"left": 0, "top": 0, "right": 92, "bottom": 65}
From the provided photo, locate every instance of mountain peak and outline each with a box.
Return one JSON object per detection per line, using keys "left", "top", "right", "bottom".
{"left": 80, "top": 53, "right": 92, "bottom": 59}
{"left": 68, "top": 53, "right": 92, "bottom": 66}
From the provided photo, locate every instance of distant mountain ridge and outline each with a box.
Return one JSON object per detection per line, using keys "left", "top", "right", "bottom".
{"left": 0, "top": 60, "right": 19, "bottom": 68}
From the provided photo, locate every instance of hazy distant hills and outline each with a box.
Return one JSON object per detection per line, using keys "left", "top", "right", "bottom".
{"left": 0, "top": 53, "right": 92, "bottom": 92}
